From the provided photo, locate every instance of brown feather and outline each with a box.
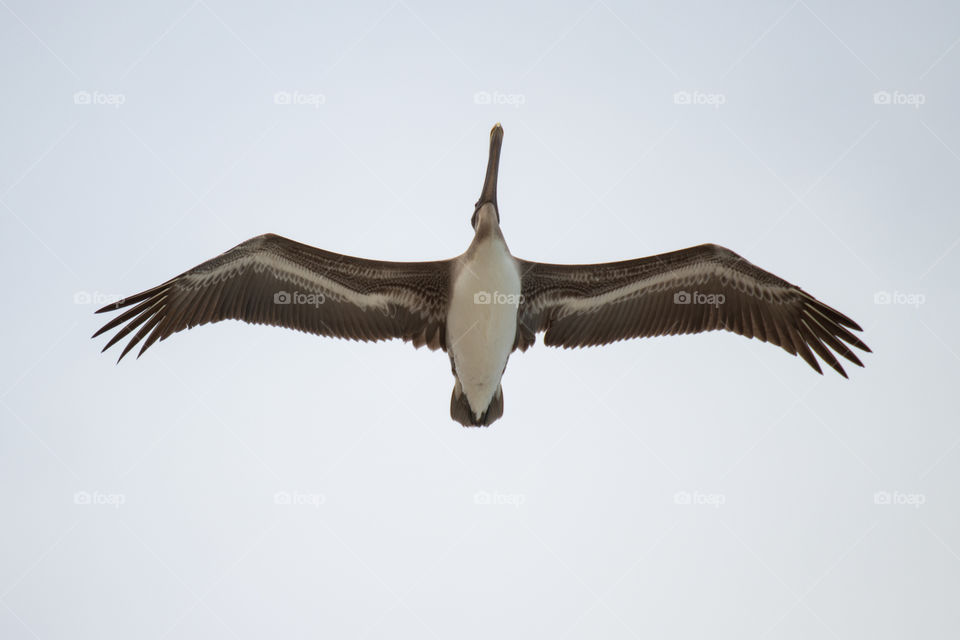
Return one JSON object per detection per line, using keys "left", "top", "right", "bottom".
{"left": 517, "top": 243, "right": 869, "bottom": 377}
{"left": 94, "top": 234, "right": 452, "bottom": 360}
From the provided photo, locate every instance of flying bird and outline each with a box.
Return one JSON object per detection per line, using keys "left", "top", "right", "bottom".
{"left": 94, "top": 123, "right": 870, "bottom": 426}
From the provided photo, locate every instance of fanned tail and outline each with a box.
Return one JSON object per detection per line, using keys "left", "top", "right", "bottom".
{"left": 450, "top": 381, "right": 504, "bottom": 427}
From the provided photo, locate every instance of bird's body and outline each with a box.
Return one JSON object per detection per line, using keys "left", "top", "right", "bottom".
{"left": 94, "top": 124, "right": 870, "bottom": 426}
{"left": 447, "top": 203, "right": 522, "bottom": 423}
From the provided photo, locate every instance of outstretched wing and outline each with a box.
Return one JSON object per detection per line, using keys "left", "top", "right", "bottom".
{"left": 94, "top": 233, "right": 452, "bottom": 361}
{"left": 515, "top": 243, "right": 870, "bottom": 376}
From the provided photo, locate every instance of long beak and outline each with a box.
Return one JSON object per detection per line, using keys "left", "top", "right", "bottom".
{"left": 477, "top": 123, "right": 503, "bottom": 208}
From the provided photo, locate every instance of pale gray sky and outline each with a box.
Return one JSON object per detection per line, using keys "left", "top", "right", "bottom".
{"left": 2, "top": 0, "right": 959, "bottom": 638}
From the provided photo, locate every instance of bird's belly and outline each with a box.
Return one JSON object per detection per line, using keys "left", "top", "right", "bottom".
{"left": 447, "top": 243, "right": 521, "bottom": 413}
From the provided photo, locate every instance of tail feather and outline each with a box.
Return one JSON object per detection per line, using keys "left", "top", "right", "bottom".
{"left": 450, "top": 381, "right": 504, "bottom": 427}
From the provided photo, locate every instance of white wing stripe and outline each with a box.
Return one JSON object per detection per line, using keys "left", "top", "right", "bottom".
{"left": 182, "top": 253, "right": 394, "bottom": 312}
{"left": 553, "top": 263, "right": 788, "bottom": 316}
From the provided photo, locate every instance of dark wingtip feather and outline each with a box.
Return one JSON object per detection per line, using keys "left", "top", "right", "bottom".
{"left": 804, "top": 294, "right": 863, "bottom": 331}
{"left": 840, "top": 347, "right": 865, "bottom": 367}
{"left": 798, "top": 349, "right": 823, "bottom": 375}
{"left": 96, "top": 295, "right": 140, "bottom": 314}
{"left": 91, "top": 323, "right": 116, "bottom": 339}
{"left": 833, "top": 312, "right": 863, "bottom": 332}
{"left": 837, "top": 329, "right": 871, "bottom": 353}
{"left": 95, "top": 282, "right": 172, "bottom": 314}
{"left": 827, "top": 356, "right": 849, "bottom": 378}
{"left": 117, "top": 339, "right": 138, "bottom": 363}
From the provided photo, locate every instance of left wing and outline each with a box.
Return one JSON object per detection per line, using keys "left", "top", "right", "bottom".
{"left": 93, "top": 233, "right": 452, "bottom": 361}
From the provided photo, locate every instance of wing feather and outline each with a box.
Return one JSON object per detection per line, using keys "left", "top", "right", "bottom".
{"left": 94, "top": 233, "right": 452, "bottom": 361}
{"left": 517, "top": 243, "right": 870, "bottom": 376}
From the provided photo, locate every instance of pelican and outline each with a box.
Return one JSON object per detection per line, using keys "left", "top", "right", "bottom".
{"left": 94, "top": 123, "right": 870, "bottom": 426}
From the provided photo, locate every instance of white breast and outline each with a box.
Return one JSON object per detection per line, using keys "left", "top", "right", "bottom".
{"left": 446, "top": 236, "right": 522, "bottom": 416}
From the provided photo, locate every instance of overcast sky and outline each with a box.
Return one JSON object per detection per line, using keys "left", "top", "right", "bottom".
{"left": 2, "top": 0, "right": 959, "bottom": 638}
